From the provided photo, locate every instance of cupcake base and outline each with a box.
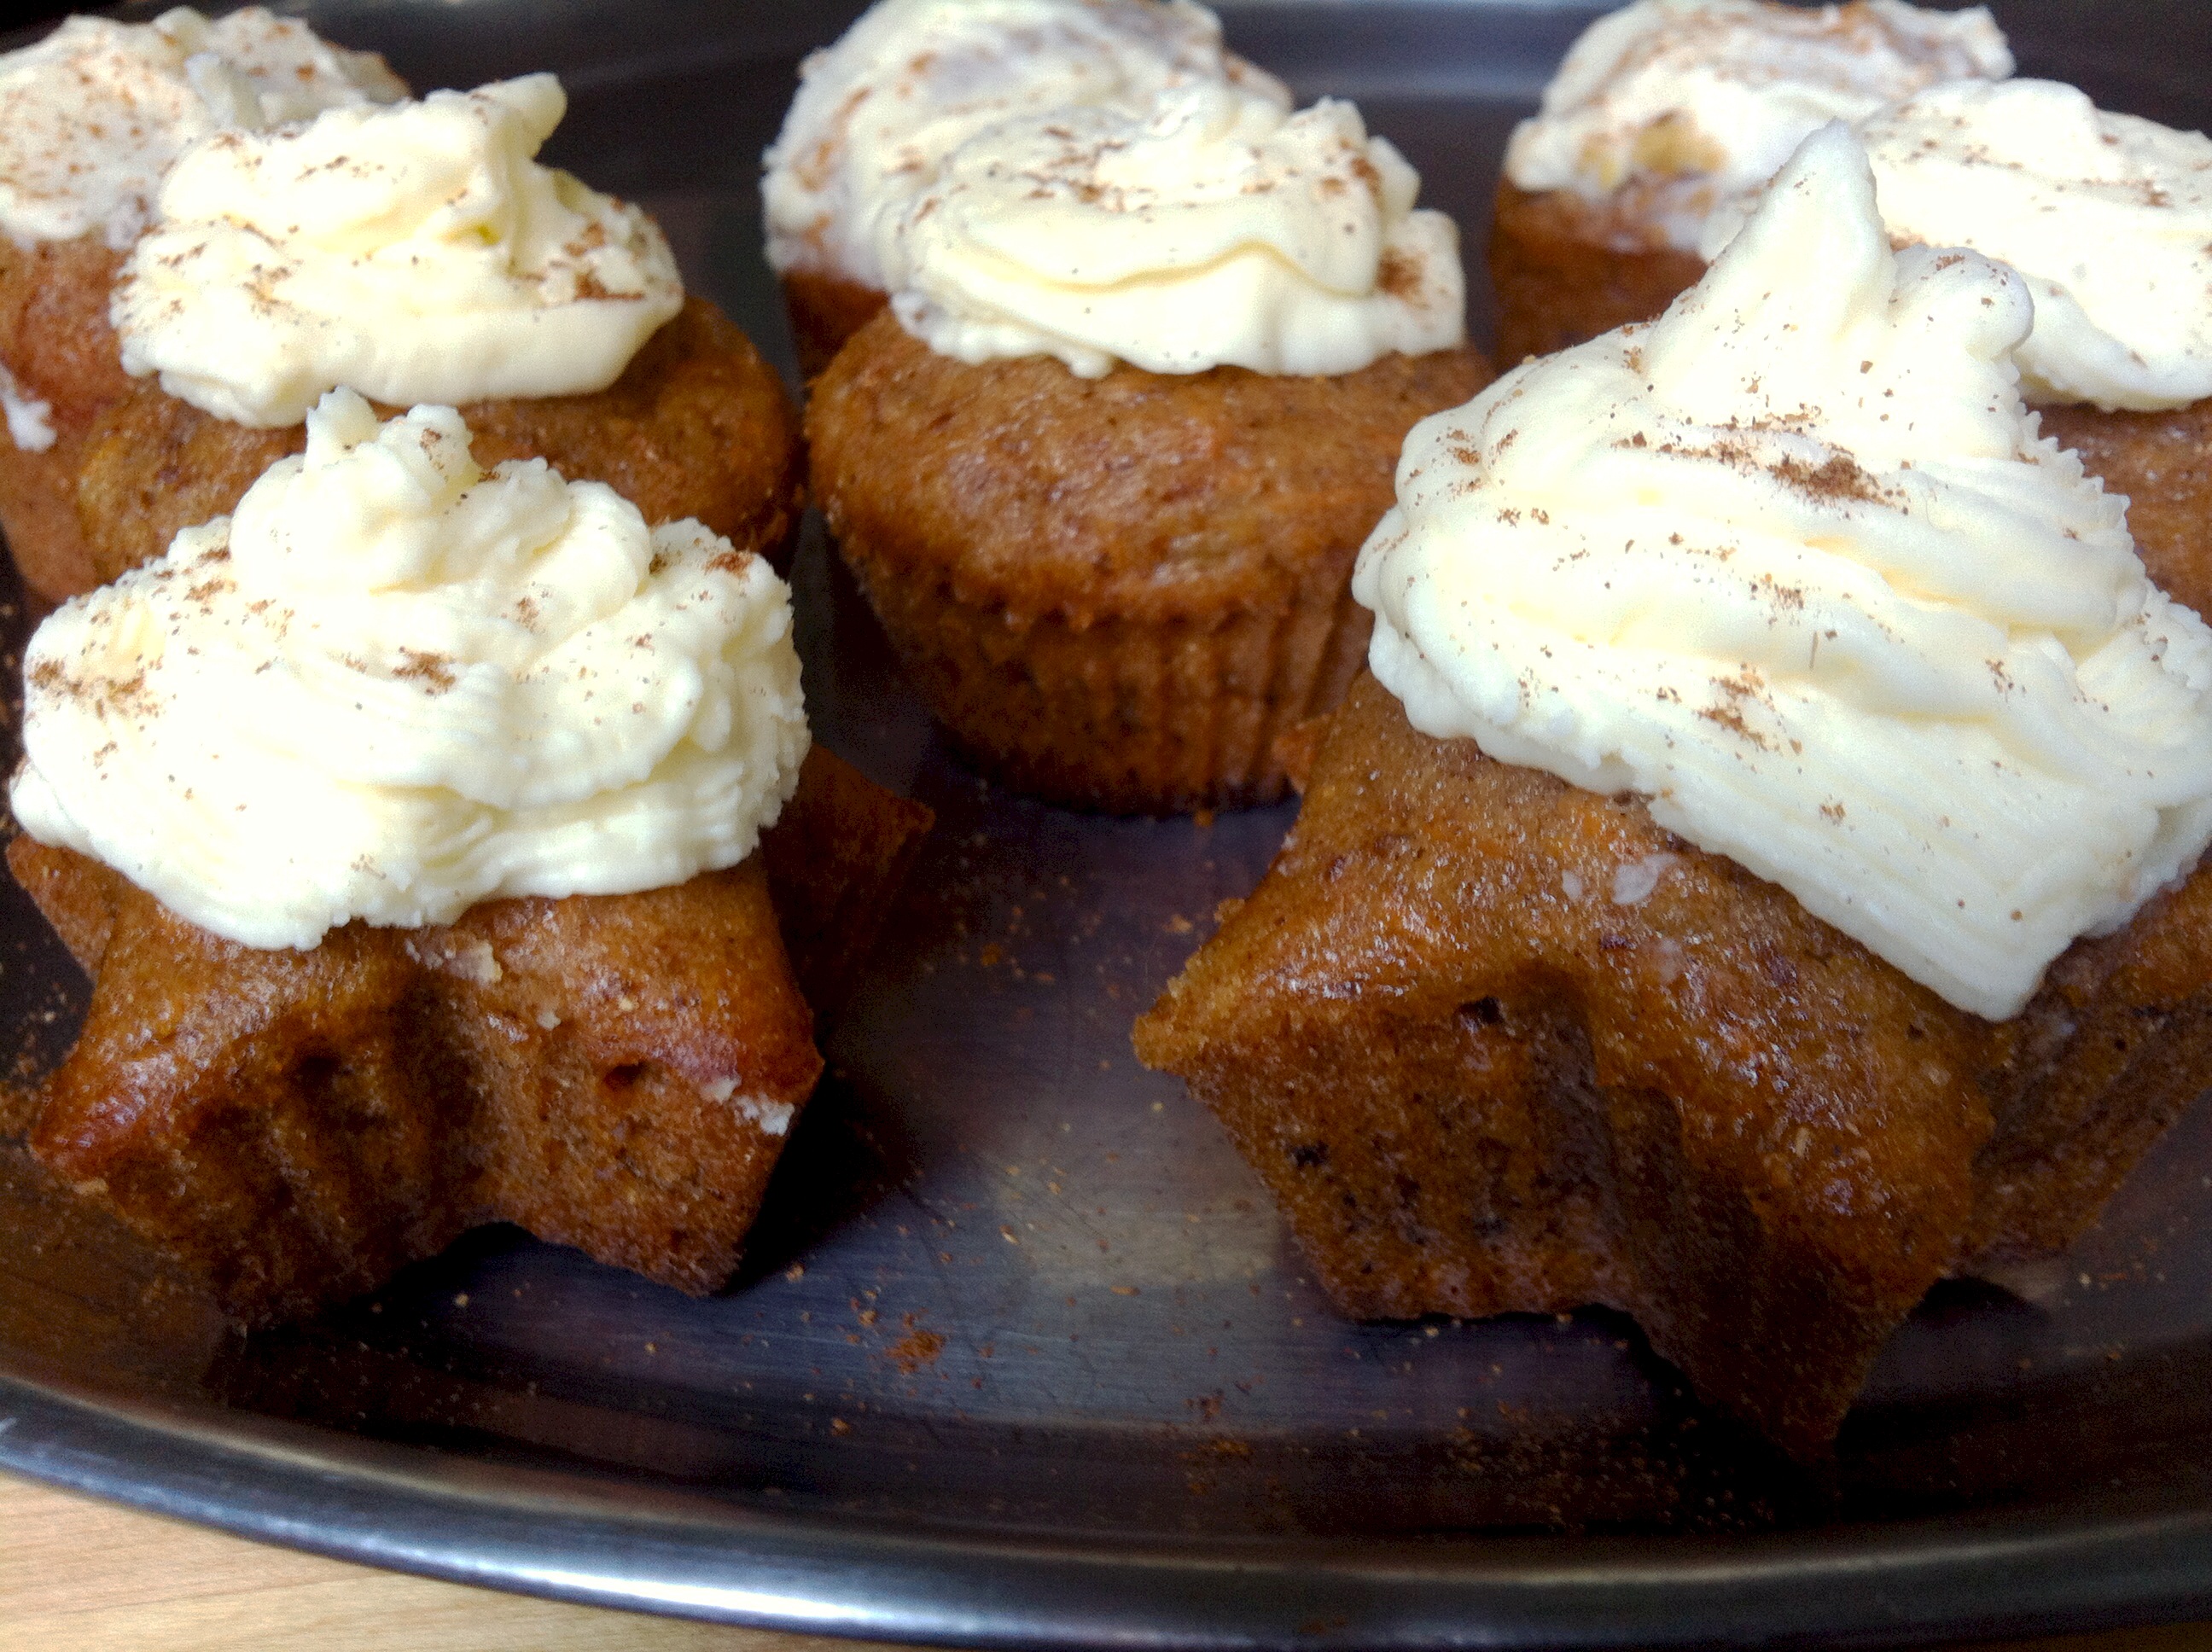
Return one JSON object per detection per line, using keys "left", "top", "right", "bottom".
{"left": 0, "top": 235, "right": 133, "bottom": 601}
{"left": 849, "top": 544, "right": 1373, "bottom": 812}
{"left": 1487, "top": 179, "right": 1704, "bottom": 365}
{"left": 807, "top": 311, "right": 1492, "bottom": 814}
{"left": 782, "top": 268, "right": 890, "bottom": 381}
{"left": 19, "top": 840, "right": 820, "bottom": 1319}
{"left": 75, "top": 296, "right": 806, "bottom": 586}
{"left": 1136, "top": 672, "right": 2212, "bottom": 1455}
{"left": 12, "top": 745, "right": 931, "bottom": 1323}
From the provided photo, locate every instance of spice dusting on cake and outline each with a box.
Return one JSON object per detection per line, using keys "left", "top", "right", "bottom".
{"left": 112, "top": 74, "right": 683, "bottom": 427}
{"left": 761, "top": 0, "right": 1286, "bottom": 369}
{"left": 1504, "top": 0, "right": 2011, "bottom": 253}
{"left": 1488, "top": 0, "right": 2011, "bottom": 361}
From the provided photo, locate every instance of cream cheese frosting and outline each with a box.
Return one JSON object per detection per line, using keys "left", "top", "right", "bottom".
{"left": 0, "top": 7, "right": 405, "bottom": 251}
{"left": 1354, "top": 124, "right": 2212, "bottom": 1021}
{"left": 1852, "top": 80, "right": 2212, "bottom": 412}
{"left": 0, "top": 363, "right": 55, "bottom": 453}
{"left": 11, "top": 390, "right": 809, "bottom": 952}
{"left": 761, "top": 0, "right": 1286, "bottom": 292}
{"left": 1504, "top": 0, "right": 2010, "bottom": 252}
{"left": 881, "top": 82, "right": 1464, "bottom": 378}
{"left": 111, "top": 74, "right": 684, "bottom": 428}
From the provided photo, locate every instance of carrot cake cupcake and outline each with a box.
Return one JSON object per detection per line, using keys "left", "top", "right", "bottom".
{"left": 0, "top": 6, "right": 405, "bottom": 600}
{"left": 73, "top": 73, "right": 803, "bottom": 589}
{"left": 1491, "top": 0, "right": 2008, "bottom": 364}
{"left": 808, "top": 75, "right": 1486, "bottom": 812}
{"left": 1137, "top": 126, "right": 2212, "bottom": 1455}
{"left": 9, "top": 389, "right": 928, "bottom": 1322}
{"left": 761, "top": 0, "right": 1286, "bottom": 376}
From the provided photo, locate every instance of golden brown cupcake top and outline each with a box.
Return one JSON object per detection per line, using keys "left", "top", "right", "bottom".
{"left": 809, "top": 311, "right": 1488, "bottom": 626}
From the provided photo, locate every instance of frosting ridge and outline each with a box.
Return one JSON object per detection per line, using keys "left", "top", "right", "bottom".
{"left": 112, "top": 75, "right": 684, "bottom": 427}
{"left": 882, "top": 82, "right": 1464, "bottom": 377}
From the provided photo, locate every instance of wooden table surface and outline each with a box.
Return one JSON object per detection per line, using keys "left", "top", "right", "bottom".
{"left": 4, "top": 1470, "right": 2210, "bottom": 1652}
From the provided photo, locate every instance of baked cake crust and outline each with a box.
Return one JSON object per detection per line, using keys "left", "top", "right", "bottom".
{"left": 806, "top": 310, "right": 1491, "bottom": 811}
{"left": 18, "top": 837, "right": 819, "bottom": 1319}
{"left": 1487, "top": 179, "right": 1704, "bottom": 366}
{"left": 1136, "top": 672, "right": 2212, "bottom": 1454}
{"left": 783, "top": 268, "right": 889, "bottom": 381}
{"left": 0, "top": 235, "right": 134, "bottom": 600}
{"left": 10, "top": 745, "right": 932, "bottom": 1323}
{"left": 758, "top": 745, "right": 935, "bottom": 1021}
{"left": 2039, "top": 398, "right": 2212, "bottom": 622}
{"left": 75, "top": 295, "right": 807, "bottom": 589}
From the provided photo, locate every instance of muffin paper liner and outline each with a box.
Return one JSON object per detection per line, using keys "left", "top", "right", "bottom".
{"left": 847, "top": 544, "right": 1373, "bottom": 814}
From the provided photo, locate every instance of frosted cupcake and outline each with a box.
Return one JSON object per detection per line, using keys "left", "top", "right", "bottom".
{"left": 761, "top": 0, "right": 1286, "bottom": 376}
{"left": 11, "top": 390, "right": 929, "bottom": 1321}
{"left": 1490, "top": 0, "right": 2008, "bottom": 363}
{"left": 0, "top": 6, "right": 404, "bottom": 599}
{"left": 79, "top": 73, "right": 802, "bottom": 592}
{"left": 1503, "top": 11, "right": 2212, "bottom": 611}
{"left": 807, "top": 78, "right": 1487, "bottom": 811}
{"left": 1141, "top": 126, "right": 2212, "bottom": 1454}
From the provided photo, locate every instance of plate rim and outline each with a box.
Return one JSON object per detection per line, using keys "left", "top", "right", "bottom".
{"left": 8, "top": 2, "right": 2212, "bottom": 1645}
{"left": 8, "top": 1364, "right": 2212, "bottom": 1649}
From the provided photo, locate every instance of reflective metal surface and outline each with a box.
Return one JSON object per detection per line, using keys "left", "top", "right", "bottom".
{"left": 4, "top": 3, "right": 2212, "bottom": 1645}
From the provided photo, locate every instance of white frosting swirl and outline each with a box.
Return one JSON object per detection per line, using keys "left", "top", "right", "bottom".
{"left": 882, "top": 83, "right": 1464, "bottom": 378}
{"left": 0, "top": 7, "right": 405, "bottom": 251}
{"left": 1505, "top": 0, "right": 2010, "bottom": 251}
{"left": 762, "top": 0, "right": 1285, "bottom": 292}
{"left": 1854, "top": 81, "right": 2212, "bottom": 413}
{"left": 111, "top": 75, "right": 684, "bottom": 428}
{"left": 1354, "top": 125, "right": 2212, "bottom": 1021}
{"left": 11, "top": 390, "right": 810, "bottom": 952}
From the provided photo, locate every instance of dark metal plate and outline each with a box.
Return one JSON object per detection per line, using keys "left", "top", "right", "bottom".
{"left": 5, "top": 3, "right": 2212, "bottom": 1646}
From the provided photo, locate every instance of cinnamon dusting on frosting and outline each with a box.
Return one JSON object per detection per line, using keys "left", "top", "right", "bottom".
{"left": 1356, "top": 125, "right": 2212, "bottom": 1021}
